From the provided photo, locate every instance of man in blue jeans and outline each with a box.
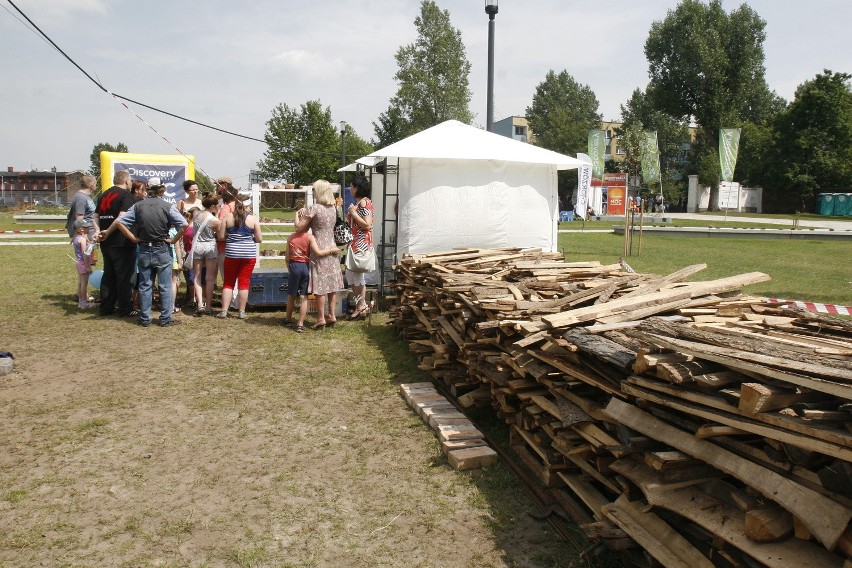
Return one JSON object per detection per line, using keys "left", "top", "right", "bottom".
{"left": 99, "top": 178, "right": 188, "bottom": 327}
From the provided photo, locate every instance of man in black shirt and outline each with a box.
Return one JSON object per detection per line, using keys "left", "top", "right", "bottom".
{"left": 95, "top": 170, "right": 136, "bottom": 317}
{"left": 101, "top": 178, "right": 188, "bottom": 327}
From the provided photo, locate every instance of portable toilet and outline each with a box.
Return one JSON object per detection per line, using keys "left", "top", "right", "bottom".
{"left": 833, "top": 193, "right": 851, "bottom": 217}
{"left": 816, "top": 193, "right": 836, "bottom": 216}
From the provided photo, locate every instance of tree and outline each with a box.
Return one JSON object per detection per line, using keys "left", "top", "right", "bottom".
{"left": 644, "top": 0, "right": 776, "bottom": 208}
{"left": 526, "top": 70, "right": 601, "bottom": 156}
{"left": 769, "top": 70, "right": 852, "bottom": 211}
{"left": 342, "top": 123, "right": 374, "bottom": 166}
{"left": 373, "top": 0, "right": 472, "bottom": 146}
{"left": 257, "top": 100, "right": 341, "bottom": 186}
{"left": 526, "top": 70, "right": 601, "bottom": 198}
{"left": 89, "top": 142, "right": 128, "bottom": 190}
{"left": 619, "top": 88, "right": 692, "bottom": 205}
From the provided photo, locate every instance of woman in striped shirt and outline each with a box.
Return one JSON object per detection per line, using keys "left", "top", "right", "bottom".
{"left": 215, "top": 193, "right": 262, "bottom": 319}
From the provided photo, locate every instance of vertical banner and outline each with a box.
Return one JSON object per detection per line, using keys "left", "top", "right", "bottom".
{"left": 640, "top": 131, "right": 661, "bottom": 184}
{"left": 588, "top": 129, "right": 606, "bottom": 180}
{"left": 719, "top": 128, "right": 741, "bottom": 183}
{"left": 575, "top": 153, "right": 592, "bottom": 220}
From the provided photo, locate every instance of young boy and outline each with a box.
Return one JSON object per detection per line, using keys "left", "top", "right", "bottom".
{"left": 284, "top": 221, "right": 339, "bottom": 332}
{"left": 72, "top": 219, "right": 95, "bottom": 309}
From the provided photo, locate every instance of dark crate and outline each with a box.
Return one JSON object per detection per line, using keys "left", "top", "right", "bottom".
{"left": 247, "top": 268, "right": 288, "bottom": 307}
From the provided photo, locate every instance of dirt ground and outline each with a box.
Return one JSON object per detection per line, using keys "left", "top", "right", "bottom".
{"left": 0, "top": 246, "right": 580, "bottom": 568}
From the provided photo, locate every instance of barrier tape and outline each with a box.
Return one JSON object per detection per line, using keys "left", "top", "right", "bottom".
{"left": 0, "top": 228, "right": 66, "bottom": 233}
{"left": 765, "top": 298, "right": 851, "bottom": 316}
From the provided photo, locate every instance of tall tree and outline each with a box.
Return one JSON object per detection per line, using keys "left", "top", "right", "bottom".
{"left": 526, "top": 70, "right": 602, "bottom": 156}
{"left": 89, "top": 142, "right": 128, "bottom": 190}
{"left": 257, "top": 100, "right": 340, "bottom": 185}
{"left": 373, "top": 0, "right": 472, "bottom": 147}
{"left": 526, "top": 70, "right": 601, "bottom": 198}
{"left": 644, "top": 0, "right": 774, "bottom": 208}
{"left": 770, "top": 70, "right": 852, "bottom": 211}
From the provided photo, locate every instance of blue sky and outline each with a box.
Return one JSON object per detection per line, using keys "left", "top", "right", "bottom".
{"left": 2, "top": 0, "right": 849, "bottom": 185}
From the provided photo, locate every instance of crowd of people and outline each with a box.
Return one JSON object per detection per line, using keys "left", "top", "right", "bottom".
{"left": 67, "top": 171, "right": 376, "bottom": 330}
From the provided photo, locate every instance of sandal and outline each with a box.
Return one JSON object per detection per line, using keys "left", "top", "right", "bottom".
{"left": 215, "top": 311, "right": 228, "bottom": 319}
{"left": 348, "top": 305, "right": 370, "bottom": 320}
{"left": 312, "top": 321, "right": 326, "bottom": 330}
{"left": 326, "top": 318, "right": 336, "bottom": 328}
{"left": 294, "top": 325, "right": 304, "bottom": 333}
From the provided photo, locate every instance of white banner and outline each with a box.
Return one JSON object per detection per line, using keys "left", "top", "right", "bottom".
{"left": 575, "top": 153, "right": 592, "bottom": 220}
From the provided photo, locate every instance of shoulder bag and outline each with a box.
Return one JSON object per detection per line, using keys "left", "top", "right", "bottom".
{"left": 183, "top": 213, "right": 212, "bottom": 269}
{"left": 345, "top": 244, "right": 377, "bottom": 273}
{"left": 333, "top": 209, "right": 353, "bottom": 246}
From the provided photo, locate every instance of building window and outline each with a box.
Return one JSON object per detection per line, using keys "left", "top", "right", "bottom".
{"left": 514, "top": 125, "right": 526, "bottom": 136}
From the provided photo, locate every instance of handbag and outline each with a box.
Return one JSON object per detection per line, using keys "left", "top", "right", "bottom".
{"left": 345, "top": 244, "right": 376, "bottom": 273}
{"left": 183, "top": 213, "right": 212, "bottom": 269}
{"left": 333, "top": 211, "right": 353, "bottom": 246}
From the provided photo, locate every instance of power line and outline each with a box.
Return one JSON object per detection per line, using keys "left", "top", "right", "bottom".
{"left": 4, "top": 0, "right": 356, "bottom": 161}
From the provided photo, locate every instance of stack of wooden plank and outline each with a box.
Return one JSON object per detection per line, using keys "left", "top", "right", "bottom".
{"left": 398, "top": 382, "right": 498, "bottom": 470}
{"left": 390, "top": 248, "right": 852, "bottom": 567}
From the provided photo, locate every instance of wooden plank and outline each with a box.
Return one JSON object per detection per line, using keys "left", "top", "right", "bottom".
{"left": 623, "top": 376, "right": 852, "bottom": 455}
{"left": 542, "top": 289, "right": 693, "bottom": 328}
{"left": 555, "top": 471, "right": 612, "bottom": 519}
{"left": 448, "top": 446, "right": 498, "bottom": 470}
{"left": 739, "top": 383, "right": 825, "bottom": 414}
{"left": 637, "top": 333, "right": 852, "bottom": 400}
{"left": 601, "top": 495, "right": 714, "bottom": 568}
{"left": 610, "top": 455, "right": 844, "bottom": 568}
{"left": 605, "top": 398, "right": 852, "bottom": 550}
{"left": 744, "top": 506, "right": 794, "bottom": 542}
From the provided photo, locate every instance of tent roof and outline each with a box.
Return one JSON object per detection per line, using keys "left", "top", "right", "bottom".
{"left": 337, "top": 156, "right": 381, "bottom": 173}
{"left": 367, "top": 120, "right": 585, "bottom": 170}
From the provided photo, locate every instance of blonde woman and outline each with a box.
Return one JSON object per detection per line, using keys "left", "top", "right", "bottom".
{"left": 295, "top": 180, "right": 344, "bottom": 328}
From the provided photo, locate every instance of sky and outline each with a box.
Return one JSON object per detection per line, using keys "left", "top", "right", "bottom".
{"left": 1, "top": 0, "right": 850, "bottom": 186}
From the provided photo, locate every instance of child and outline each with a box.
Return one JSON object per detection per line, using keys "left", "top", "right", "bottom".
{"left": 72, "top": 219, "right": 95, "bottom": 309}
{"left": 284, "top": 224, "right": 339, "bottom": 332}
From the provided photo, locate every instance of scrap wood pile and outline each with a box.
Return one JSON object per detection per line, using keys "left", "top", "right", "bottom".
{"left": 389, "top": 247, "right": 852, "bottom": 568}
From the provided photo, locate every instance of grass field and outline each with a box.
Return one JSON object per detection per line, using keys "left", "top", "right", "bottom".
{"left": 556, "top": 231, "right": 851, "bottom": 306}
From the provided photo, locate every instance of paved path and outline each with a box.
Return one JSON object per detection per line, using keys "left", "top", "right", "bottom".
{"left": 659, "top": 213, "right": 852, "bottom": 231}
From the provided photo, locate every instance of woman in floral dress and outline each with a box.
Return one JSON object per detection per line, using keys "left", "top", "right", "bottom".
{"left": 295, "top": 179, "right": 344, "bottom": 328}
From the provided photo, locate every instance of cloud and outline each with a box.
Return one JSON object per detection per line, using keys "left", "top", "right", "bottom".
{"left": 267, "top": 49, "right": 346, "bottom": 77}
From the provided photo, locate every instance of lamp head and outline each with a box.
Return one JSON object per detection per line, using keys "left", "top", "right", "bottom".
{"left": 485, "top": 0, "right": 498, "bottom": 17}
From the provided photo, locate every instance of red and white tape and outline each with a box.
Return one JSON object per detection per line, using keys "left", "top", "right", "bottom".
{"left": 0, "top": 228, "right": 66, "bottom": 233}
{"left": 765, "top": 298, "right": 851, "bottom": 316}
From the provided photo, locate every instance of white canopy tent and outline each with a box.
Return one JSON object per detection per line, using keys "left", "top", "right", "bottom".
{"left": 364, "top": 120, "right": 584, "bottom": 255}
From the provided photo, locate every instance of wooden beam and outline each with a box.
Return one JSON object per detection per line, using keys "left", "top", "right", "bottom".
{"left": 605, "top": 398, "right": 852, "bottom": 550}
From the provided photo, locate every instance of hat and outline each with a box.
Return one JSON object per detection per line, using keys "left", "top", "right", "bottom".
{"left": 73, "top": 219, "right": 93, "bottom": 230}
{"left": 148, "top": 177, "right": 163, "bottom": 188}
{"left": 216, "top": 176, "right": 232, "bottom": 186}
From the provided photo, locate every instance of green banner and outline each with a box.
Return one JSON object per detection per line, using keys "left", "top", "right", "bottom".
{"left": 719, "top": 128, "right": 741, "bottom": 183}
{"left": 588, "top": 130, "right": 606, "bottom": 180}
{"left": 640, "top": 131, "right": 661, "bottom": 184}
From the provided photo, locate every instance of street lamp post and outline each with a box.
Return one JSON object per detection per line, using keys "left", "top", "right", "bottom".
{"left": 485, "top": 0, "right": 498, "bottom": 132}
{"left": 340, "top": 121, "right": 347, "bottom": 192}
{"left": 51, "top": 166, "right": 58, "bottom": 204}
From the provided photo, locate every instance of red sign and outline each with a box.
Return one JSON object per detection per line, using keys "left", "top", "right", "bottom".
{"left": 604, "top": 173, "right": 628, "bottom": 215}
